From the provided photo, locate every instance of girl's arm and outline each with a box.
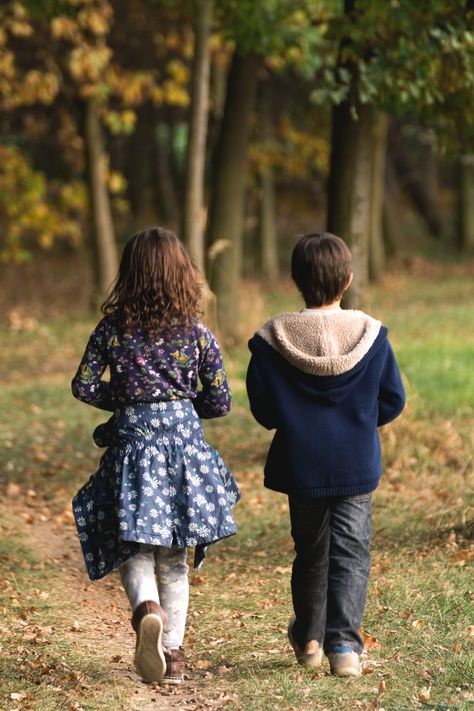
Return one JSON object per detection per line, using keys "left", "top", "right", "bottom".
{"left": 71, "top": 321, "right": 114, "bottom": 411}
{"left": 194, "top": 328, "right": 231, "bottom": 418}
{"left": 378, "top": 341, "right": 406, "bottom": 426}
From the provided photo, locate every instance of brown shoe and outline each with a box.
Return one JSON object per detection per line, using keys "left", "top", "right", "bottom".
{"left": 131, "top": 600, "right": 167, "bottom": 683}
{"left": 288, "top": 617, "right": 322, "bottom": 667}
{"left": 161, "top": 647, "right": 186, "bottom": 685}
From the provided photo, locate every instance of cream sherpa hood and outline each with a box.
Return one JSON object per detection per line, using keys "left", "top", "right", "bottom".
{"left": 256, "top": 310, "right": 382, "bottom": 377}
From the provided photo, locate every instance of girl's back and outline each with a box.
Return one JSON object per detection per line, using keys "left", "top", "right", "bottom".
{"left": 72, "top": 316, "right": 231, "bottom": 418}
{"left": 70, "top": 226, "right": 239, "bottom": 685}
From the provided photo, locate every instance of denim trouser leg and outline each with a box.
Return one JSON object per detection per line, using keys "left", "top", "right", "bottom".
{"left": 289, "top": 498, "right": 330, "bottom": 648}
{"left": 289, "top": 493, "right": 372, "bottom": 655}
{"left": 325, "top": 494, "right": 372, "bottom": 654}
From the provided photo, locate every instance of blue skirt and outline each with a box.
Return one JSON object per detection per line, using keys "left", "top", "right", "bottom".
{"left": 72, "top": 400, "right": 240, "bottom": 581}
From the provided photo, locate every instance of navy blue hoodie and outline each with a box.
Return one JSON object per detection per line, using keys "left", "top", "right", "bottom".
{"left": 246, "top": 310, "right": 405, "bottom": 498}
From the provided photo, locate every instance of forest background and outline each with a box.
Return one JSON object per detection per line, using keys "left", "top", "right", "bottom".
{"left": 0, "top": 1, "right": 473, "bottom": 710}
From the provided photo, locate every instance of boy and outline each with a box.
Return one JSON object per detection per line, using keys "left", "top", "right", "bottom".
{"left": 246, "top": 233, "right": 405, "bottom": 677}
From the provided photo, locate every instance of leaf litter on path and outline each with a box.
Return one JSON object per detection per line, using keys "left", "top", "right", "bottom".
{"left": 0, "top": 487, "right": 233, "bottom": 711}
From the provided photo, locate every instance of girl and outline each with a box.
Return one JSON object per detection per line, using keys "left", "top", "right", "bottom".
{"left": 71, "top": 226, "right": 239, "bottom": 684}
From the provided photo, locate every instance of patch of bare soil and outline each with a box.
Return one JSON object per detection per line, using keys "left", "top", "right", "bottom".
{"left": 2, "top": 489, "right": 235, "bottom": 711}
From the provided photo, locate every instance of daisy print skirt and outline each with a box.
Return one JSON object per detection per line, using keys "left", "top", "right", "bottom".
{"left": 72, "top": 400, "right": 240, "bottom": 581}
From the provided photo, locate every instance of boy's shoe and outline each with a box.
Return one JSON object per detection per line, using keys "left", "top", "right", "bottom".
{"left": 287, "top": 617, "right": 322, "bottom": 667}
{"left": 161, "top": 647, "right": 186, "bottom": 684}
{"left": 131, "top": 600, "right": 167, "bottom": 683}
{"left": 327, "top": 646, "right": 362, "bottom": 677}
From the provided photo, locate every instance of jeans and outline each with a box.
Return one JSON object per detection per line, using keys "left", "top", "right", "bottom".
{"left": 120, "top": 544, "right": 189, "bottom": 649}
{"left": 289, "top": 493, "right": 372, "bottom": 655}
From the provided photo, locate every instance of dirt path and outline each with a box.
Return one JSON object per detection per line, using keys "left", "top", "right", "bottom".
{"left": 2, "top": 489, "right": 234, "bottom": 711}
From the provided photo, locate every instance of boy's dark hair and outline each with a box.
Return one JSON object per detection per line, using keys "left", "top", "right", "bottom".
{"left": 291, "top": 232, "right": 352, "bottom": 307}
{"left": 102, "top": 225, "right": 201, "bottom": 336}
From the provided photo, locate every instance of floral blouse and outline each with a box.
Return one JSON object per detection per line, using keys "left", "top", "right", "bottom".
{"left": 71, "top": 317, "right": 231, "bottom": 418}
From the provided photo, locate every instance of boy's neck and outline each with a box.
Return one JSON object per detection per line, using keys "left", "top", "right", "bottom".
{"left": 304, "top": 300, "right": 342, "bottom": 311}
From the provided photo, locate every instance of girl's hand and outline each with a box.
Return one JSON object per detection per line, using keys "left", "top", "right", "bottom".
{"left": 93, "top": 416, "right": 115, "bottom": 448}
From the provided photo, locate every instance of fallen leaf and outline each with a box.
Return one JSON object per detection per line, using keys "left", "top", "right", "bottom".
{"left": 34, "top": 590, "right": 50, "bottom": 600}
{"left": 10, "top": 692, "right": 26, "bottom": 700}
{"left": 452, "top": 548, "right": 474, "bottom": 562}
{"left": 6, "top": 482, "right": 21, "bottom": 497}
{"left": 190, "top": 575, "right": 208, "bottom": 586}
{"left": 418, "top": 687, "right": 431, "bottom": 702}
{"left": 361, "top": 629, "right": 381, "bottom": 651}
{"left": 195, "top": 659, "right": 211, "bottom": 669}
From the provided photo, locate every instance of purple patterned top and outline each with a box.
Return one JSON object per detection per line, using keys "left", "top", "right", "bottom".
{"left": 71, "top": 317, "right": 231, "bottom": 418}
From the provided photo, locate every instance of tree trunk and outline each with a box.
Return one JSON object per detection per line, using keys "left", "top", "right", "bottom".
{"left": 152, "top": 121, "right": 180, "bottom": 228}
{"left": 207, "top": 50, "right": 261, "bottom": 342}
{"left": 127, "top": 104, "right": 153, "bottom": 221}
{"left": 327, "top": 101, "right": 374, "bottom": 308}
{"left": 390, "top": 126, "right": 445, "bottom": 240}
{"left": 258, "top": 81, "right": 278, "bottom": 283}
{"left": 207, "top": 53, "right": 227, "bottom": 171}
{"left": 211, "top": 52, "right": 227, "bottom": 120}
{"left": 368, "top": 112, "right": 389, "bottom": 282}
{"left": 326, "top": 101, "right": 358, "bottom": 242}
{"left": 259, "top": 167, "right": 278, "bottom": 282}
{"left": 182, "top": 0, "right": 213, "bottom": 271}
{"left": 382, "top": 154, "right": 401, "bottom": 258}
{"left": 84, "top": 98, "right": 118, "bottom": 305}
{"left": 458, "top": 154, "right": 474, "bottom": 253}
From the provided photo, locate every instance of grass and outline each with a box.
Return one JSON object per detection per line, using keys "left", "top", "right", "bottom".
{"left": 1, "top": 262, "right": 473, "bottom": 710}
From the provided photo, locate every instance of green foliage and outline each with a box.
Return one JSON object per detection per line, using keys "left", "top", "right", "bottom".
{"left": 311, "top": 1, "right": 474, "bottom": 147}
{"left": 217, "top": 0, "right": 333, "bottom": 61}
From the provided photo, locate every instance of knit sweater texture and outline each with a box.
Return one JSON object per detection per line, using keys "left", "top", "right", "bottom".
{"left": 246, "top": 310, "right": 405, "bottom": 498}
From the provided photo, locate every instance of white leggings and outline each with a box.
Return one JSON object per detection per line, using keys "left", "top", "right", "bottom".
{"left": 119, "top": 544, "right": 189, "bottom": 649}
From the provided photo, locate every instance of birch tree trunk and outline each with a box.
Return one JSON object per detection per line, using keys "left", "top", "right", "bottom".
{"left": 182, "top": 0, "right": 213, "bottom": 272}
{"left": 84, "top": 98, "right": 118, "bottom": 305}
{"left": 207, "top": 50, "right": 261, "bottom": 342}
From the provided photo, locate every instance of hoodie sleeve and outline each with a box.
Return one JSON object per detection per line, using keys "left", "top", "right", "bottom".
{"left": 246, "top": 347, "right": 278, "bottom": 430}
{"left": 378, "top": 341, "right": 405, "bottom": 426}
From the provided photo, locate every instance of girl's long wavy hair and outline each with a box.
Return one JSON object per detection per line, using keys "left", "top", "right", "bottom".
{"left": 102, "top": 226, "right": 202, "bottom": 336}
